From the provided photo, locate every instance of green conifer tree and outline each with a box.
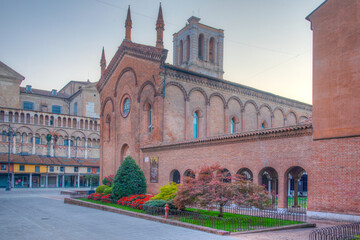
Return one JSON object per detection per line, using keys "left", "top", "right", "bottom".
{"left": 111, "top": 156, "right": 147, "bottom": 200}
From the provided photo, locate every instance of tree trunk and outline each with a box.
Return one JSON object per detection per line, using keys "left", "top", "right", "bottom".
{"left": 218, "top": 204, "right": 223, "bottom": 218}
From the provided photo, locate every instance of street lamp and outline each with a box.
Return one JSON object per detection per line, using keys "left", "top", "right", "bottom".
{"left": 1, "top": 124, "right": 17, "bottom": 191}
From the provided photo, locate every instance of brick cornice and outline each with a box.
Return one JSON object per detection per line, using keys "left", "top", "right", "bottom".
{"left": 141, "top": 124, "right": 313, "bottom": 152}
{"left": 97, "top": 41, "right": 168, "bottom": 93}
{"left": 164, "top": 65, "right": 312, "bottom": 111}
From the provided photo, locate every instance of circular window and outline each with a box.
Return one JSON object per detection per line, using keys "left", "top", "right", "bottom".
{"left": 121, "top": 95, "right": 131, "bottom": 118}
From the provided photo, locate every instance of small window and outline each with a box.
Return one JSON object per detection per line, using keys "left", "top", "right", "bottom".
{"left": 148, "top": 105, "right": 152, "bottom": 133}
{"left": 35, "top": 137, "right": 41, "bottom": 144}
{"left": 74, "top": 167, "right": 78, "bottom": 172}
{"left": 64, "top": 140, "right": 73, "bottom": 146}
{"left": 231, "top": 118, "right": 235, "bottom": 134}
{"left": 123, "top": 98, "right": 130, "bottom": 117}
{"left": 52, "top": 105, "right": 62, "bottom": 114}
{"left": 87, "top": 167, "right": 91, "bottom": 173}
{"left": 19, "top": 165, "right": 25, "bottom": 171}
{"left": 35, "top": 166, "right": 40, "bottom": 172}
{"left": 50, "top": 116, "right": 54, "bottom": 126}
{"left": 1, "top": 165, "right": 6, "bottom": 171}
{"left": 97, "top": 168, "right": 99, "bottom": 173}
{"left": 49, "top": 166, "right": 54, "bottom": 172}
{"left": 73, "top": 102, "right": 78, "bottom": 116}
{"left": 23, "top": 101, "right": 34, "bottom": 110}
{"left": 60, "top": 167, "right": 64, "bottom": 172}
{"left": 193, "top": 112, "right": 199, "bottom": 139}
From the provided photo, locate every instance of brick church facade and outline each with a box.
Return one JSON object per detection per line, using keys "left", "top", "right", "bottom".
{"left": 97, "top": 0, "right": 360, "bottom": 220}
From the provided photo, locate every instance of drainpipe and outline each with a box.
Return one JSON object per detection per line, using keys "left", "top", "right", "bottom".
{"left": 161, "top": 67, "right": 167, "bottom": 142}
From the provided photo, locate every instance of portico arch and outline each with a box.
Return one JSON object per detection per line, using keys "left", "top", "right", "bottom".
{"left": 170, "top": 169, "right": 180, "bottom": 184}
{"left": 285, "top": 166, "right": 307, "bottom": 211}
{"left": 259, "top": 167, "right": 278, "bottom": 206}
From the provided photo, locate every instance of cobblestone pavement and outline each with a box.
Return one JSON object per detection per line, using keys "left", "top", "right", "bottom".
{"left": 0, "top": 189, "right": 236, "bottom": 240}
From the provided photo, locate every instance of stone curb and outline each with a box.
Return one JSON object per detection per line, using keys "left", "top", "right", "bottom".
{"left": 64, "top": 198, "right": 230, "bottom": 235}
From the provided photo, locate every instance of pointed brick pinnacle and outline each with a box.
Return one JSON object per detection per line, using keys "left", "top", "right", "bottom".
{"left": 100, "top": 47, "right": 106, "bottom": 76}
{"left": 156, "top": 3, "right": 164, "bottom": 48}
{"left": 125, "top": 5, "right": 132, "bottom": 41}
{"left": 156, "top": 3, "right": 164, "bottom": 29}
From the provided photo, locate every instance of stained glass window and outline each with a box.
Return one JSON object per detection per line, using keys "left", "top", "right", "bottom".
{"left": 123, "top": 98, "right": 130, "bottom": 117}
{"left": 193, "top": 112, "right": 198, "bottom": 138}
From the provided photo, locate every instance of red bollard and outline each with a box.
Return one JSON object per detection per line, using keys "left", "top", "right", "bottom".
{"left": 165, "top": 203, "right": 169, "bottom": 219}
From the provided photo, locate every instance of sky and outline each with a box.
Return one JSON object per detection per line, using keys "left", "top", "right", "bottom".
{"left": 0, "top": 0, "right": 324, "bottom": 104}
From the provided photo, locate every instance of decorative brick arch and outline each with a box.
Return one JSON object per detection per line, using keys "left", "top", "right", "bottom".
{"left": 137, "top": 80, "right": 157, "bottom": 103}
{"left": 188, "top": 87, "right": 208, "bottom": 103}
{"left": 285, "top": 110, "right": 298, "bottom": 125}
{"left": 209, "top": 92, "right": 227, "bottom": 108}
{"left": 273, "top": 107, "right": 285, "bottom": 118}
{"left": 100, "top": 97, "right": 114, "bottom": 117}
{"left": 114, "top": 67, "right": 138, "bottom": 97}
{"left": 226, "top": 96, "right": 243, "bottom": 110}
{"left": 16, "top": 126, "right": 33, "bottom": 135}
{"left": 243, "top": 100, "right": 259, "bottom": 114}
{"left": 259, "top": 103, "right": 273, "bottom": 115}
{"left": 162, "top": 81, "right": 188, "bottom": 101}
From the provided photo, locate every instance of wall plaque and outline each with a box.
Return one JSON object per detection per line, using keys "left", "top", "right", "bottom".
{"left": 150, "top": 157, "right": 159, "bottom": 183}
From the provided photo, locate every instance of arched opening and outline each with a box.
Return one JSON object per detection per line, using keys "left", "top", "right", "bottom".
{"left": 105, "top": 115, "right": 111, "bottom": 142}
{"left": 63, "top": 117, "right": 66, "bottom": 127}
{"left": 170, "top": 169, "right": 180, "bottom": 184}
{"left": 186, "top": 35, "right": 190, "bottom": 62}
{"left": 57, "top": 117, "right": 61, "bottom": 127}
{"left": 193, "top": 111, "right": 199, "bottom": 138}
{"left": 50, "top": 116, "right": 54, "bottom": 126}
{"left": 0, "top": 111, "right": 4, "bottom": 121}
{"left": 72, "top": 118, "right": 77, "bottom": 128}
{"left": 67, "top": 118, "right": 71, "bottom": 128}
{"left": 144, "top": 102, "right": 152, "bottom": 133}
{"left": 230, "top": 117, "right": 239, "bottom": 134}
{"left": 237, "top": 168, "right": 253, "bottom": 181}
{"left": 220, "top": 168, "right": 231, "bottom": 183}
{"left": 85, "top": 120, "right": 88, "bottom": 130}
{"left": 26, "top": 113, "right": 30, "bottom": 124}
{"left": 80, "top": 119, "right": 84, "bottom": 129}
{"left": 261, "top": 121, "right": 268, "bottom": 129}
{"left": 179, "top": 40, "right": 184, "bottom": 64}
{"left": 286, "top": 166, "right": 307, "bottom": 212}
{"left": 14, "top": 112, "right": 19, "bottom": 123}
{"left": 198, "top": 34, "right": 204, "bottom": 60}
{"left": 120, "top": 144, "right": 129, "bottom": 162}
{"left": 20, "top": 113, "right": 25, "bottom": 123}
{"left": 259, "top": 167, "right": 278, "bottom": 207}
{"left": 9, "top": 112, "right": 13, "bottom": 122}
{"left": 209, "top": 37, "right": 215, "bottom": 63}
{"left": 184, "top": 169, "right": 195, "bottom": 178}
{"left": 45, "top": 115, "right": 49, "bottom": 125}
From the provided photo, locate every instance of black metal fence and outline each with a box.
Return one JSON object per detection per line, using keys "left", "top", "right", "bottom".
{"left": 143, "top": 205, "right": 305, "bottom": 232}
{"left": 309, "top": 223, "right": 360, "bottom": 240}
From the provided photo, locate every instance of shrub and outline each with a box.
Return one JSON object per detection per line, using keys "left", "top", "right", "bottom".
{"left": 143, "top": 199, "right": 176, "bottom": 209}
{"left": 103, "top": 186, "right": 113, "bottom": 196}
{"left": 102, "top": 174, "right": 114, "bottom": 187}
{"left": 152, "top": 182, "right": 178, "bottom": 201}
{"left": 96, "top": 185, "right": 109, "bottom": 194}
{"left": 111, "top": 156, "right": 147, "bottom": 200}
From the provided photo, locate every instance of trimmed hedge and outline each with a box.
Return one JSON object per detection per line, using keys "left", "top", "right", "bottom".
{"left": 96, "top": 185, "right": 109, "bottom": 194}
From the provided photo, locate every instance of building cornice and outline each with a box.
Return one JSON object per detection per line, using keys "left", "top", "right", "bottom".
{"left": 141, "top": 124, "right": 313, "bottom": 152}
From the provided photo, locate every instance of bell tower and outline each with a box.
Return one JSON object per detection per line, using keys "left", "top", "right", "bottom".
{"left": 173, "top": 16, "right": 224, "bottom": 79}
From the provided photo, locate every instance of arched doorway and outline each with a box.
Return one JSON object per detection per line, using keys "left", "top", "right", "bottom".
{"left": 170, "top": 169, "right": 180, "bottom": 184}
{"left": 286, "top": 166, "right": 307, "bottom": 211}
{"left": 120, "top": 144, "right": 129, "bottom": 163}
{"left": 259, "top": 167, "right": 278, "bottom": 206}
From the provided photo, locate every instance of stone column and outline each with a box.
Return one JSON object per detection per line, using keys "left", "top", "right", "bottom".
{"left": 77, "top": 173, "right": 80, "bottom": 188}
{"left": 11, "top": 173, "right": 14, "bottom": 188}
{"left": 32, "top": 136, "right": 36, "bottom": 154}
{"left": 45, "top": 173, "right": 48, "bottom": 188}
{"left": 85, "top": 139, "right": 88, "bottom": 159}
{"left": 277, "top": 174, "right": 286, "bottom": 209}
{"left": 12, "top": 136, "right": 16, "bottom": 154}
{"left": 67, "top": 140, "right": 71, "bottom": 158}
{"left": 62, "top": 175, "right": 65, "bottom": 188}
{"left": 293, "top": 177, "right": 300, "bottom": 207}
{"left": 50, "top": 136, "right": 54, "bottom": 157}
{"left": 29, "top": 173, "right": 32, "bottom": 188}
{"left": 56, "top": 175, "right": 59, "bottom": 188}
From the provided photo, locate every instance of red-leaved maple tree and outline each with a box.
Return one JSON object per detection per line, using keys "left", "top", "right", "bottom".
{"left": 174, "top": 164, "right": 271, "bottom": 217}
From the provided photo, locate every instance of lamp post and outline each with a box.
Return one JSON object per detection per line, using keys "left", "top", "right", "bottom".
{"left": 1, "top": 124, "right": 17, "bottom": 191}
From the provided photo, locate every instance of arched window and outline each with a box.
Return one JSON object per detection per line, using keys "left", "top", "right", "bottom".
{"left": 179, "top": 40, "right": 184, "bottom": 64}
{"left": 148, "top": 105, "right": 152, "bottom": 132}
{"left": 209, "top": 37, "right": 215, "bottom": 63}
{"left": 198, "top": 34, "right": 204, "bottom": 60}
{"left": 193, "top": 112, "right": 199, "bottom": 138}
{"left": 186, "top": 35, "right": 190, "bottom": 62}
{"left": 261, "top": 121, "right": 268, "bottom": 129}
{"left": 231, "top": 118, "right": 235, "bottom": 134}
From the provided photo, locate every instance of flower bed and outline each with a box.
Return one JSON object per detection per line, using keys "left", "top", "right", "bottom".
{"left": 117, "top": 194, "right": 154, "bottom": 210}
{"left": 88, "top": 193, "right": 103, "bottom": 201}
{"left": 100, "top": 194, "right": 112, "bottom": 203}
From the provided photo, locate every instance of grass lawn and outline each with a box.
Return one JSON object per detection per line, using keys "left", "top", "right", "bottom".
{"left": 183, "top": 208, "right": 303, "bottom": 231}
{"left": 78, "top": 198, "right": 144, "bottom": 213}
{"left": 77, "top": 198, "right": 303, "bottom": 232}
